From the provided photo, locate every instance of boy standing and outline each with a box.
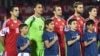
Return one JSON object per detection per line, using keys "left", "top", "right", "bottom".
{"left": 83, "top": 20, "right": 98, "bottom": 56}
{"left": 65, "top": 19, "right": 81, "bottom": 56}
{"left": 42, "top": 19, "right": 59, "bottom": 56}
{"left": 17, "top": 24, "right": 30, "bottom": 56}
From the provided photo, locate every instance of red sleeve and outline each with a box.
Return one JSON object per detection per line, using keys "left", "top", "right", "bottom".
{"left": 0, "top": 19, "right": 10, "bottom": 36}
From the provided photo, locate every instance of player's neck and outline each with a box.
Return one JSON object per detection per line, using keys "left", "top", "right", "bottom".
{"left": 34, "top": 13, "right": 41, "bottom": 18}
{"left": 87, "top": 29, "right": 93, "bottom": 33}
{"left": 74, "top": 12, "right": 81, "bottom": 17}
{"left": 46, "top": 28, "right": 53, "bottom": 32}
{"left": 89, "top": 15, "right": 95, "bottom": 21}
{"left": 11, "top": 15, "right": 17, "bottom": 21}
{"left": 21, "top": 33, "right": 26, "bottom": 38}
{"left": 70, "top": 28, "right": 76, "bottom": 31}
{"left": 55, "top": 15, "right": 61, "bottom": 19}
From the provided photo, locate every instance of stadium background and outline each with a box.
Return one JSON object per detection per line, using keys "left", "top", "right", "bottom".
{"left": 0, "top": 0, "right": 100, "bottom": 28}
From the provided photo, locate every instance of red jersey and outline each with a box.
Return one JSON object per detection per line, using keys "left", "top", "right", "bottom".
{"left": 0, "top": 18, "right": 21, "bottom": 56}
{"left": 52, "top": 17, "right": 66, "bottom": 56}
{"left": 52, "top": 17, "right": 66, "bottom": 43}
{"left": 66, "top": 15, "right": 85, "bottom": 36}
{"left": 86, "top": 18, "right": 99, "bottom": 34}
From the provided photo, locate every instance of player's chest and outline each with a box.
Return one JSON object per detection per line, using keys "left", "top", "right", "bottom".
{"left": 47, "top": 33, "right": 55, "bottom": 41}
{"left": 21, "top": 38, "right": 27, "bottom": 44}
{"left": 7, "top": 21, "right": 20, "bottom": 33}
{"left": 32, "top": 19, "right": 44, "bottom": 28}
{"left": 70, "top": 32, "right": 78, "bottom": 39}
{"left": 10, "top": 23, "right": 19, "bottom": 28}
{"left": 54, "top": 20, "right": 65, "bottom": 29}
{"left": 77, "top": 19, "right": 84, "bottom": 26}
{"left": 87, "top": 33, "right": 96, "bottom": 40}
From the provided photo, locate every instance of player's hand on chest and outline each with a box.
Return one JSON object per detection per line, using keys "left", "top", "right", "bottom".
{"left": 71, "top": 32, "right": 79, "bottom": 40}
{"left": 48, "top": 33, "right": 58, "bottom": 41}
{"left": 87, "top": 35, "right": 96, "bottom": 41}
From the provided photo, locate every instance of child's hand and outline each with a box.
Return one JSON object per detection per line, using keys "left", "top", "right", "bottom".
{"left": 54, "top": 34, "right": 58, "bottom": 41}
{"left": 92, "top": 37, "right": 96, "bottom": 42}
{"left": 76, "top": 34, "right": 80, "bottom": 40}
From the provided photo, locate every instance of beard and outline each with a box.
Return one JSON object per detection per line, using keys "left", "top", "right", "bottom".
{"left": 58, "top": 15, "right": 62, "bottom": 17}
{"left": 77, "top": 11, "right": 83, "bottom": 15}
{"left": 15, "top": 15, "right": 19, "bottom": 18}
{"left": 57, "top": 14, "right": 62, "bottom": 17}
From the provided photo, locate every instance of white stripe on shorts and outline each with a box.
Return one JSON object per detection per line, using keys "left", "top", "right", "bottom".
{"left": 17, "top": 53, "right": 30, "bottom": 56}
{"left": 98, "top": 54, "right": 100, "bottom": 56}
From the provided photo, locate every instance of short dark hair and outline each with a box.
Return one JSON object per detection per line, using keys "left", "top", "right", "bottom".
{"left": 9, "top": 5, "right": 18, "bottom": 12}
{"left": 53, "top": 5, "right": 61, "bottom": 11}
{"left": 19, "top": 24, "right": 28, "bottom": 31}
{"left": 45, "top": 19, "right": 53, "bottom": 25}
{"left": 87, "top": 6, "right": 97, "bottom": 13}
{"left": 73, "top": 2, "right": 83, "bottom": 8}
{"left": 86, "top": 20, "right": 94, "bottom": 26}
{"left": 33, "top": 2, "right": 42, "bottom": 8}
{"left": 68, "top": 19, "right": 77, "bottom": 25}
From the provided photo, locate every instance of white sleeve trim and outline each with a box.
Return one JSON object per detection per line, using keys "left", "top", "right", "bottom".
{"left": 0, "top": 27, "right": 9, "bottom": 36}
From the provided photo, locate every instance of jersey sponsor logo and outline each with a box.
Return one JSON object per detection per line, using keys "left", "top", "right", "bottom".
{"left": 50, "top": 37, "right": 54, "bottom": 40}
{"left": 88, "top": 36, "right": 96, "bottom": 40}
{"left": 88, "top": 37, "right": 93, "bottom": 40}
{"left": 72, "top": 34, "right": 78, "bottom": 39}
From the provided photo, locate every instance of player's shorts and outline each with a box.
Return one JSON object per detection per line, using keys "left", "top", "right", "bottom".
{"left": 0, "top": 51, "right": 3, "bottom": 56}
{"left": 18, "top": 53, "right": 30, "bottom": 56}
{"left": 98, "top": 54, "right": 100, "bottom": 56}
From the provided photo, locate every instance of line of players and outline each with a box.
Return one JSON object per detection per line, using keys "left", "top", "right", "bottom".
{"left": 0, "top": 1, "right": 100, "bottom": 56}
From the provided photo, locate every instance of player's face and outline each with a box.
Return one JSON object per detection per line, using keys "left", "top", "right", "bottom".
{"left": 54, "top": 7, "right": 62, "bottom": 16}
{"left": 76, "top": 4, "right": 84, "bottom": 14}
{"left": 89, "top": 8, "right": 97, "bottom": 17}
{"left": 47, "top": 21, "right": 54, "bottom": 30}
{"left": 11, "top": 7, "right": 19, "bottom": 17}
{"left": 88, "top": 24, "right": 94, "bottom": 31}
{"left": 21, "top": 26, "right": 28, "bottom": 35}
{"left": 70, "top": 21, "right": 77, "bottom": 30}
{"left": 34, "top": 4, "right": 43, "bottom": 15}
